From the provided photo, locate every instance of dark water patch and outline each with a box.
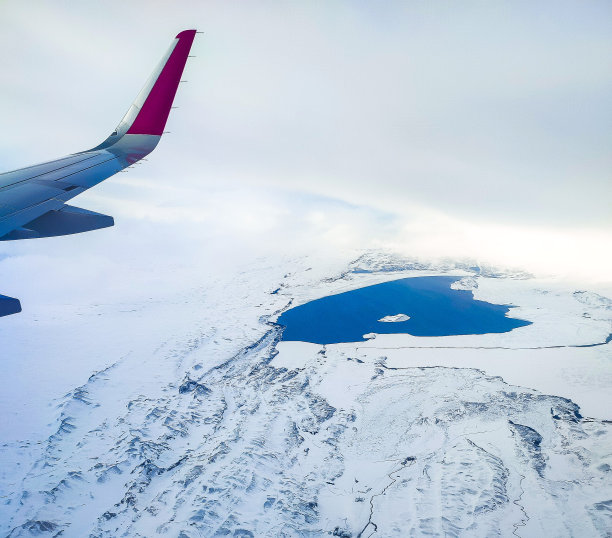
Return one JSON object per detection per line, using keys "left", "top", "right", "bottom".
{"left": 278, "top": 276, "right": 531, "bottom": 345}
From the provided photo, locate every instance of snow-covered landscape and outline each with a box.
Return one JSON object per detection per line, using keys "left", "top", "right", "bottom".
{"left": 1, "top": 251, "right": 610, "bottom": 537}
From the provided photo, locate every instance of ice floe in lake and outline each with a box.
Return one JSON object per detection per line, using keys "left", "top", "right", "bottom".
{"left": 378, "top": 313, "right": 410, "bottom": 322}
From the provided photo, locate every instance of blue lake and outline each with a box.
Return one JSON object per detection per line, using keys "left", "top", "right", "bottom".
{"left": 278, "top": 276, "right": 531, "bottom": 345}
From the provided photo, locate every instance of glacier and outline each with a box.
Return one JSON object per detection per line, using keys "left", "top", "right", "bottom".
{"left": 1, "top": 252, "right": 611, "bottom": 537}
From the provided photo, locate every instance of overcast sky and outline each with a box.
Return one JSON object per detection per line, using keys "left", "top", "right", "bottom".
{"left": 0, "top": 0, "right": 611, "bottom": 284}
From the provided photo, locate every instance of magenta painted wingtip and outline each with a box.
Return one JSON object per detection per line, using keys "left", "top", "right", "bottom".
{"left": 126, "top": 30, "right": 197, "bottom": 136}
{"left": 176, "top": 29, "right": 197, "bottom": 39}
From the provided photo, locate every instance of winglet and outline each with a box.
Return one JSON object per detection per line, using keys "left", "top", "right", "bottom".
{"left": 127, "top": 30, "right": 196, "bottom": 135}
{"left": 100, "top": 30, "right": 197, "bottom": 146}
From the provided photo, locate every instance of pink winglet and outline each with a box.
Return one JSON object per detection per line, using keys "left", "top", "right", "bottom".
{"left": 127, "top": 29, "right": 197, "bottom": 136}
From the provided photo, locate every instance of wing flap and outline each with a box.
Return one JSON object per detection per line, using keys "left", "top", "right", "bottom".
{"left": 0, "top": 204, "right": 114, "bottom": 241}
{"left": 0, "top": 198, "right": 66, "bottom": 239}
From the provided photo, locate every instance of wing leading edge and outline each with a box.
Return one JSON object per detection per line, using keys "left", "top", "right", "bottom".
{"left": 0, "top": 30, "right": 197, "bottom": 316}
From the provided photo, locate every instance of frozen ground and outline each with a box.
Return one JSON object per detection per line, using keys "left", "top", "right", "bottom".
{"left": 1, "top": 251, "right": 611, "bottom": 537}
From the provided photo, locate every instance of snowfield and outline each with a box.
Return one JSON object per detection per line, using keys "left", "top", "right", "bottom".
{"left": 1, "top": 252, "right": 611, "bottom": 537}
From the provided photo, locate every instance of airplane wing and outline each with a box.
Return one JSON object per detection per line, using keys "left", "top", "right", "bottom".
{"left": 0, "top": 29, "right": 197, "bottom": 316}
